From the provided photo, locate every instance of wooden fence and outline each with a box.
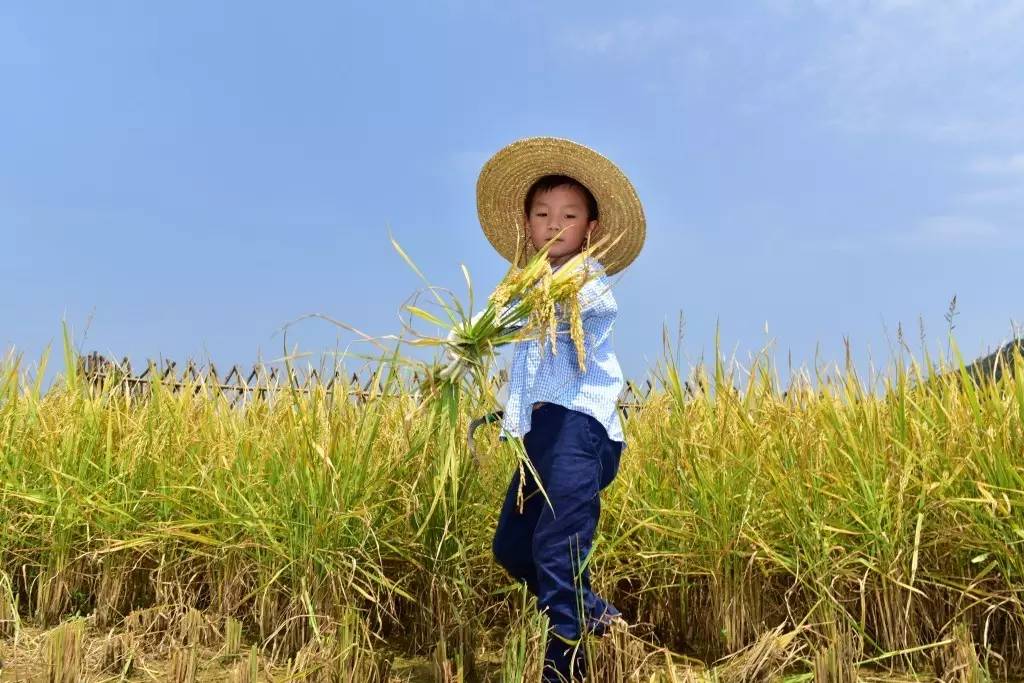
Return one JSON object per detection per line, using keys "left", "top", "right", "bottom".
{"left": 77, "top": 338, "right": 1021, "bottom": 414}
{"left": 77, "top": 352, "right": 660, "bottom": 415}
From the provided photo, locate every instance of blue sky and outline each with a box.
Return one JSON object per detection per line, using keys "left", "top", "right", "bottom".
{"left": 3, "top": 1, "right": 1022, "bottom": 389}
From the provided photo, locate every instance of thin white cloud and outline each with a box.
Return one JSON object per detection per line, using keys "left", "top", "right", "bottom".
{"left": 790, "top": 1, "right": 1024, "bottom": 143}
{"left": 561, "top": 15, "right": 717, "bottom": 98}
{"left": 761, "top": 3, "right": 1024, "bottom": 242}
{"left": 956, "top": 153, "right": 1024, "bottom": 207}
{"left": 567, "top": 5, "right": 1024, "bottom": 248}
{"left": 565, "top": 16, "right": 686, "bottom": 59}
{"left": 803, "top": 215, "right": 1020, "bottom": 251}
{"left": 901, "top": 214, "right": 1010, "bottom": 247}
{"left": 969, "top": 153, "right": 1024, "bottom": 175}
{"left": 957, "top": 185, "right": 1024, "bottom": 205}
{"left": 568, "top": 4, "right": 1024, "bottom": 144}
{"left": 919, "top": 215, "right": 998, "bottom": 239}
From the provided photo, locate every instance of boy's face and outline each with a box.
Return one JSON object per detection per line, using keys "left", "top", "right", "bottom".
{"left": 524, "top": 185, "right": 598, "bottom": 268}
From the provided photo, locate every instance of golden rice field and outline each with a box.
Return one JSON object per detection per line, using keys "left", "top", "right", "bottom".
{"left": 1, "top": 329, "right": 1022, "bottom": 682}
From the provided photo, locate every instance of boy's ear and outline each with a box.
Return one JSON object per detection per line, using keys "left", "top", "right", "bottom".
{"left": 522, "top": 216, "right": 534, "bottom": 247}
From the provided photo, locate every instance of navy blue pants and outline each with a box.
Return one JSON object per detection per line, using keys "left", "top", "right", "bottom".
{"left": 492, "top": 402, "right": 624, "bottom": 682}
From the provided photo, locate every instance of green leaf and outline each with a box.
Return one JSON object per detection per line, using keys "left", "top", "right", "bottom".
{"left": 405, "top": 305, "right": 447, "bottom": 328}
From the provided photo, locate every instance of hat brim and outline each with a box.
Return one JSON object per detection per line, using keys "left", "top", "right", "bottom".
{"left": 476, "top": 137, "right": 645, "bottom": 276}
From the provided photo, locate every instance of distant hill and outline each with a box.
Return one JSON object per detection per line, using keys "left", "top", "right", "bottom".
{"left": 957, "top": 338, "right": 1022, "bottom": 384}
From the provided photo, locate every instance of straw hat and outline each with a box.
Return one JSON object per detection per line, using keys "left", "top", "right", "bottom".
{"left": 476, "top": 137, "right": 645, "bottom": 276}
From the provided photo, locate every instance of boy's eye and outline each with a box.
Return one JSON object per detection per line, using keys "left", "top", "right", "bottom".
{"left": 536, "top": 212, "right": 547, "bottom": 217}
{"left": 565, "top": 214, "right": 576, "bottom": 219}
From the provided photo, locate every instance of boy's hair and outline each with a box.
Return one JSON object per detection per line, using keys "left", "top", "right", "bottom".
{"left": 524, "top": 175, "right": 599, "bottom": 221}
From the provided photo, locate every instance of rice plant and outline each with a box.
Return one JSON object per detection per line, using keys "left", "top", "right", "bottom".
{"left": 0, "top": 242, "right": 1022, "bottom": 680}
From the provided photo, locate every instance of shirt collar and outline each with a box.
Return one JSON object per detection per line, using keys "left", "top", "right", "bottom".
{"left": 552, "top": 254, "right": 599, "bottom": 275}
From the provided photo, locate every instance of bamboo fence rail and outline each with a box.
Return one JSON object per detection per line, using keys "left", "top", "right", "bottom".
{"left": 76, "top": 352, "right": 660, "bottom": 416}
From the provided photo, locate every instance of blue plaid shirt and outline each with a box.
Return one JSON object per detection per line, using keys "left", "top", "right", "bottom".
{"left": 497, "top": 255, "right": 627, "bottom": 449}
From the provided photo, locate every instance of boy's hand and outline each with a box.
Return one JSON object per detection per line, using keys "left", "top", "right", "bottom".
{"left": 445, "top": 310, "right": 486, "bottom": 361}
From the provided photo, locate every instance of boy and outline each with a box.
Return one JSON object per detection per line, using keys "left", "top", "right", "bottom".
{"left": 475, "top": 137, "right": 646, "bottom": 681}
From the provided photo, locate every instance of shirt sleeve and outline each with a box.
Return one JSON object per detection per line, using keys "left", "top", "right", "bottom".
{"left": 575, "top": 271, "right": 617, "bottom": 359}
{"left": 578, "top": 272, "right": 617, "bottom": 320}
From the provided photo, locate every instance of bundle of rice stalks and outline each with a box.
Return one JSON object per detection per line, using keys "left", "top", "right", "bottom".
{"left": 0, "top": 571, "right": 18, "bottom": 639}
{"left": 45, "top": 617, "right": 85, "bottom": 683}
{"left": 587, "top": 627, "right": 665, "bottom": 683}
{"left": 168, "top": 643, "right": 198, "bottom": 683}
{"left": 284, "top": 608, "right": 389, "bottom": 683}
{"left": 228, "top": 646, "right": 261, "bottom": 683}
{"left": 932, "top": 622, "right": 990, "bottom": 683}
{"left": 715, "top": 623, "right": 805, "bottom": 683}
{"left": 811, "top": 630, "right": 858, "bottom": 683}
{"left": 500, "top": 585, "right": 548, "bottom": 682}
{"left": 176, "top": 606, "right": 216, "bottom": 648}
{"left": 223, "top": 615, "right": 243, "bottom": 658}
{"left": 101, "top": 630, "right": 137, "bottom": 677}
{"left": 394, "top": 227, "right": 618, "bottom": 392}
